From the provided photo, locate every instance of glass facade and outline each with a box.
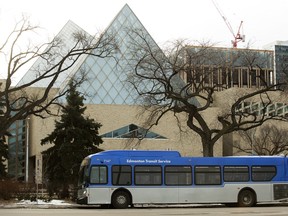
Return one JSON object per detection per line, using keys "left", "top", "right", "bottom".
{"left": 48, "top": 5, "right": 154, "bottom": 105}
{"left": 17, "top": 20, "right": 88, "bottom": 88}
{"left": 237, "top": 101, "right": 288, "bottom": 117}
{"left": 274, "top": 45, "right": 288, "bottom": 82}
{"left": 7, "top": 119, "right": 26, "bottom": 180}
{"left": 67, "top": 5, "right": 161, "bottom": 104}
{"left": 101, "top": 124, "right": 167, "bottom": 139}
{"left": 183, "top": 47, "right": 274, "bottom": 89}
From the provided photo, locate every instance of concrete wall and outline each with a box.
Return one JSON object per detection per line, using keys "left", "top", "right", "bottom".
{"left": 29, "top": 103, "right": 223, "bottom": 158}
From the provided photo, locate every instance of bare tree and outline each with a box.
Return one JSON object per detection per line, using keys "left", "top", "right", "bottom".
{"left": 0, "top": 17, "right": 117, "bottom": 137}
{"left": 235, "top": 125, "right": 288, "bottom": 155}
{"left": 126, "top": 29, "right": 287, "bottom": 157}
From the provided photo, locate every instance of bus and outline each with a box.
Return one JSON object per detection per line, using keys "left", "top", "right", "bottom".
{"left": 77, "top": 150, "right": 288, "bottom": 208}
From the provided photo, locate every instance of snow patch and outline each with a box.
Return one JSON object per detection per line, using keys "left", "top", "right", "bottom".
{"left": 17, "top": 199, "right": 72, "bottom": 206}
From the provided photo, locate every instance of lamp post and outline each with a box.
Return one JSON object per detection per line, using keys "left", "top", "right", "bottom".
{"left": 25, "top": 117, "right": 30, "bottom": 182}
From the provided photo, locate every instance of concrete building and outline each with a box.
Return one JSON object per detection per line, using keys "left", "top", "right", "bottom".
{"left": 6, "top": 4, "right": 288, "bottom": 182}
{"left": 264, "top": 41, "right": 288, "bottom": 83}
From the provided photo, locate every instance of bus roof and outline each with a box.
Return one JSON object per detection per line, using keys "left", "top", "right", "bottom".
{"left": 88, "top": 150, "right": 288, "bottom": 159}
{"left": 89, "top": 150, "right": 181, "bottom": 158}
{"left": 85, "top": 150, "right": 288, "bottom": 166}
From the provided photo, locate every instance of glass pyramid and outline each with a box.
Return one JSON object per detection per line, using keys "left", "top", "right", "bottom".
{"left": 17, "top": 4, "right": 193, "bottom": 106}
{"left": 17, "top": 20, "right": 89, "bottom": 88}
{"left": 69, "top": 4, "right": 162, "bottom": 104}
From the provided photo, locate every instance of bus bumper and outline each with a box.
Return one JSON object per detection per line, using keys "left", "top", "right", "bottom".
{"left": 77, "top": 188, "right": 88, "bottom": 204}
{"left": 77, "top": 196, "right": 88, "bottom": 204}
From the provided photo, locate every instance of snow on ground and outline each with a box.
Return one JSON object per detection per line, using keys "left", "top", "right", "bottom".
{"left": 17, "top": 199, "right": 72, "bottom": 206}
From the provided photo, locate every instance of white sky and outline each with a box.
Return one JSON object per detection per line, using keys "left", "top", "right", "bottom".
{"left": 2, "top": 0, "right": 288, "bottom": 48}
{"left": 1, "top": 0, "right": 288, "bottom": 81}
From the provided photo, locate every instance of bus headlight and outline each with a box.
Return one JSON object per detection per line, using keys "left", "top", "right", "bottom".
{"left": 79, "top": 189, "right": 88, "bottom": 197}
{"left": 83, "top": 189, "right": 87, "bottom": 196}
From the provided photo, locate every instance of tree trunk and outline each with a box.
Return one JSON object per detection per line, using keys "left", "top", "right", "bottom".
{"left": 201, "top": 138, "right": 214, "bottom": 157}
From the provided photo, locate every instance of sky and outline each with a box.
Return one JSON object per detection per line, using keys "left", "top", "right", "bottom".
{"left": 2, "top": 0, "right": 288, "bottom": 48}
{"left": 1, "top": 0, "right": 288, "bottom": 80}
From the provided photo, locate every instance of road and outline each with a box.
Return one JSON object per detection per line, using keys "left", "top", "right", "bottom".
{"left": 1, "top": 205, "right": 288, "bottom": 216}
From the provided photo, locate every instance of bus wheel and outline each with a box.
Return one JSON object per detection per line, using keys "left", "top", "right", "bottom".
{"left": 238, "top": 190, "right": 256, "bottom": 207}
{"left": 112, "top": 191, "right": 131, "bottom": 209}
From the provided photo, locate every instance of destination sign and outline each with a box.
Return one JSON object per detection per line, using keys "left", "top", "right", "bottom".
{"left": 126, "top": 159, "right": 171, "bottom": 164}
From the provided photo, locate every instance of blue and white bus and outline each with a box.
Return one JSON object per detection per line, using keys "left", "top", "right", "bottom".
{"left": 77, "top": 150, "right": 288, "bottom": 208}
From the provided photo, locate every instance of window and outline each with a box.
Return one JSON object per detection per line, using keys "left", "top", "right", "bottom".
{"left": 212, "top": 67, "right": 218, "bottom": 85}
{"left": 203, "top": 67, "right": 210, "bottom": 84}
{"left": 78, "top": 164, "right": 90, "bottom": 186}
{"left": 112, "top": 165, "right": 132, "bottom": 185}
{"left": 101, "top": 124, "right": 167, "bottom": 139}
{"left": 134, "top": 166, "right": 162, "bottom": 185}
{"left": 165, "top": 166, "right": 192, "bottom": 186}
{"left": 250, "top": 70, "right": 256, "bottom": 86}
{"left": 227, "top": 69, "right": 232, "bottom": 87}
{"left": 233, "top": 69, "right": 239, "bottom": 85}
{"left": 252, "top": 166, "right": 276, "bottom": 181}
{"left": 242, "top": 69, "right": 248, "bottom": 85}
{"left": 195, "top": 68, "right": 201, "bottom": 83}
{"left": 90, "top": 166, "right": 107, "bottom": 184}
{"left": 259, "top": 70, "right": 266, "bottom": 86}
{"left": 195, "top": 166, "right": 221, "bottom": 185}
{"left": 222, "top": 69, "right": 227, "bottom": 85}
{"left": 224, "top": 166, "right": 249, "bottom": 182}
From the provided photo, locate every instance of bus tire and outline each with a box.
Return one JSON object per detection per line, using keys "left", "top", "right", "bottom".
{"left": 112, "top": 191, "right": 131, "bottom": 209}
{"left": 238, "top": 189, "right": 256, "bottom": 207}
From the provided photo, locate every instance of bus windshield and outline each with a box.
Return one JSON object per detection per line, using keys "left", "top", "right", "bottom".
{"left": 78, "top": 157, "right": 90, "bottom": 187}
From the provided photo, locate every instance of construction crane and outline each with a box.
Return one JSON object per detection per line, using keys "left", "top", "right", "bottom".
{"left": 212, "top": 0, "right": 245, "bottom": 48}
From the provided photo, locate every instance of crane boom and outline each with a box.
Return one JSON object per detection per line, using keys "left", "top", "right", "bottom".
{"left": 212, "top": 0, "right": 244, "bottom": 48}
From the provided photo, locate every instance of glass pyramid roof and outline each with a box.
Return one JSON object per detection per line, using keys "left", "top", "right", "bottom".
{"left": 16, "top": 20, "right": 88, "bottom": 88}
{"left": 17, "top": 4, "right": 195, "bottom": 106}
{"left": 68, "top": 4, "right": 160, "bottom": 104}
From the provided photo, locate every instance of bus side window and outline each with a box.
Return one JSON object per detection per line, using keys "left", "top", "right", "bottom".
{"left": 252, "top": 166, "right": 277, "bottom": 181}
{"left": 195, "top": 166, "right": 221, "bottom": 185}
{"left": 165, "top": 166, "right": 192, "bottom": 186}
{"left": 90, "top": 166, "right": 108, "bottom": 184}
{"left": 224, "top": 166, "right": 249, "bottom": 182}
{"left": 112, "top": 165, "right": 132, "bottom": 185}
{"left": 134, "top": 166, "right": 162, "bottom": 185}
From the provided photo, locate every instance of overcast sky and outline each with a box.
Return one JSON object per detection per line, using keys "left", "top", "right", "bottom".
{"left": 1, "top": 0, "right": 288, "bottom": 49}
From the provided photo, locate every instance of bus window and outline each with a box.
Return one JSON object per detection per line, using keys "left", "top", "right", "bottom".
{"left": 134, "top": 166, "right": 162, "bottom": 185}
{"left": 165, "top": 166, "right": 192, "bottom": 186}
{"left": 195, "top": 166, "right": 221, "bottom": 185}
{"left": 224, "top": 166, "right": 249, "bottom": 182}
{"left": 90, "top": 166, "right": 108, "bottom": 184}
{"left": 112, "top": 165, "right": 132, "bottom": 185}
{"left": 78, "top": 165, "right": 90, "bottom": 186}
{"left": 252, "top": 166, "right": 276, "bottom": 181}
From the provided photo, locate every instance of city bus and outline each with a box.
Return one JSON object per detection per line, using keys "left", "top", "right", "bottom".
{"left": 77, "top": 150, "right": 288, "bottom": 208}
